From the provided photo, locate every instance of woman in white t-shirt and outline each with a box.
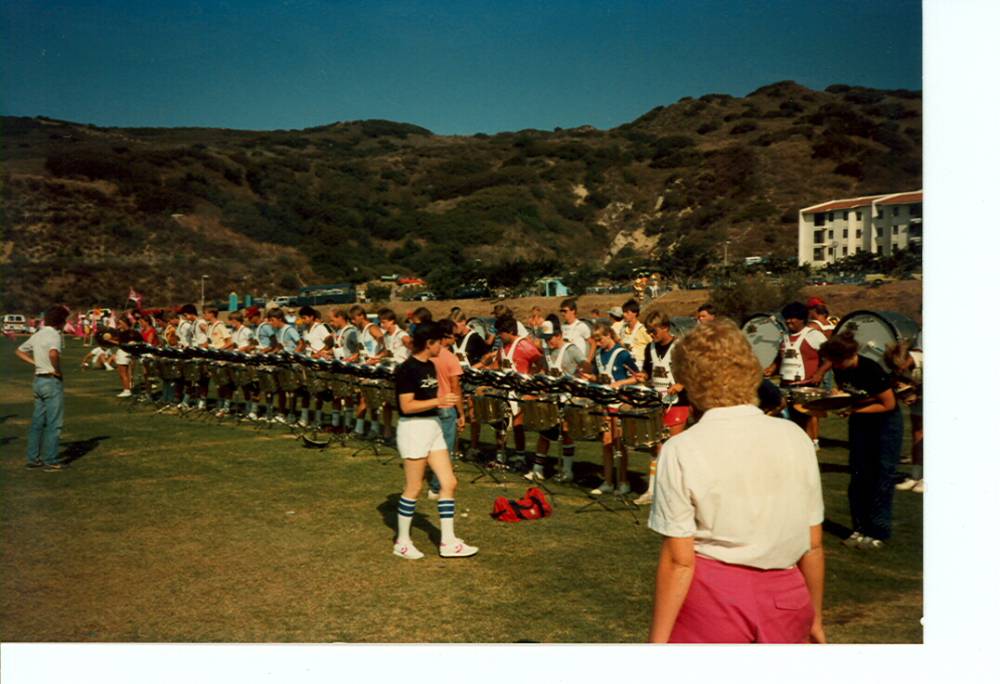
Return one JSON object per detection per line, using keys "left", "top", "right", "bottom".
{"left": 647, "top": 319, "right": 826, "bottom": 644}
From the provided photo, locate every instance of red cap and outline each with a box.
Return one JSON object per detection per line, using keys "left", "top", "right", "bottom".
{"left": 806, "top": 297, "right": 825, "bottom": 308}
{"left": 245, "top": 306, "right": 261, "bottom": 317}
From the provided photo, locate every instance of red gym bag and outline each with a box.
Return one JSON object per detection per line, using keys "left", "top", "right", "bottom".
{"left": 490, "top": 487, "right": 553, "bottom": 522}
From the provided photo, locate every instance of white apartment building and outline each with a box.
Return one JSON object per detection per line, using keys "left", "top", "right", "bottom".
{"left": 797, "top": 190, "right": 922, "bottom": 267}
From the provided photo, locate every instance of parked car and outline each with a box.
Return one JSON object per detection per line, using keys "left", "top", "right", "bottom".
{"left": 2, "top": 314, "right": 32, "bottom": 334}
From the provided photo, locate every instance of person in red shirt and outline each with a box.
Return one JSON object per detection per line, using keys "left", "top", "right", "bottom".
{"left": 493, "top": 315, "right": 543, "bottom": 468}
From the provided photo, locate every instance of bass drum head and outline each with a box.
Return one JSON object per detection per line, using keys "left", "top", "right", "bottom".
{"left": 669, "top": 316, "right": 697, "bottom": 339}
{"left": 468, "top": 317, "right": 492, "bottom": 342}
{"left": 833, "top": 310, "right": 921, "bottom": 371}
{"left": 741, "top": 312, "right": 787, "bottom": 370}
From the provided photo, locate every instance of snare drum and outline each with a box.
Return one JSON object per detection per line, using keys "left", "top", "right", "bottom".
{"left": 472, "top": 392, "right": 509, "bottom": 426}
{"left": 329, "top": 377, "right": 355, "bottom": 400}
{"left": 158, "top": 358, "right": 182, "bottom": 380}
{"left": 564, "top": 400, "right": 604, "bottom": 440}
{"left": 182, "top": 359, "right": 204, "bottom": 383}
{"left": 520, "top": 397, "right": 560, "bottom": 432}
{"left": 359, "top": 380, "right": 394, "bottom": 411}
{"left": 209, "top": 362, "right": 233, "bottom": 386}
{"left": 620, "top": 407, "right": 663, "bottom": 448}
{"left": 277, "top": 366, "right": 305, "bottom": 392}
{"left": 231, "top": 364, "right": 255, "bottom": 388}
{"left": 258, "top": 366, "right": 279, "bottom": 394}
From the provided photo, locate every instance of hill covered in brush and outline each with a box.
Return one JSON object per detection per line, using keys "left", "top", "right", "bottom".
{"left": 0, "top": 80, "right": 921, "bottom": 310}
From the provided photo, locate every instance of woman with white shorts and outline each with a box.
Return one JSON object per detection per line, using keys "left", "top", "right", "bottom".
{"left": 393, "top": 322, "right": 478, "bottom": 560}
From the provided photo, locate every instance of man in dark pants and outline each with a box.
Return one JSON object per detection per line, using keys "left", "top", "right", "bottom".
{"left": 16, "top": 305, "right": 71, "bottom": 471}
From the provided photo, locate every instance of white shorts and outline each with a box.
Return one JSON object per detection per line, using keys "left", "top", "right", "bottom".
{"left": 115, "top": 349, "right": 130, "bottom": 365}
{"left": 396, "top": 417, "right": 447, "bottom": 459}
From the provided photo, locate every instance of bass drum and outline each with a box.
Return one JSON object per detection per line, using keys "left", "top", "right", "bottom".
{"left": 669, "top": 316, "right": 697, "bottom": 339}
{"left": 741, "top": 312, "right": 787, "bottom": 370}
{"left": 833, "top": 310, "right": 921, "bottom": 371}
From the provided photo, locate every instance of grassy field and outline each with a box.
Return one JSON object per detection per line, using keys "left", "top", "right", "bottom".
{"left": 0, "top": 338, "right": 923, "bottom": 643}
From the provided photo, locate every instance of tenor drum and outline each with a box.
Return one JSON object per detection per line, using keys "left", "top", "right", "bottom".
{"left": 329, "top": 377, "right": 355, "bottom": 400}
{"left": 231, "top": 364, "right": 255, "bottom": 388}
{"left": 742, "top": 312, "right": 788, "bottom": 370}
{"left": 620, "top": 408, "right": 663, "bottom": 448}
{"left": 472, "top": 392, "right": 508, "bottom": 426}
{"left": 520, "top": 398, "right": 560, "bottom": 432}
{"left": 833, "top": 310, "right": 921, "bottom": 372}
{"left": 359, "top": 380, "right": 394, "bottom": 410}
{"left": 140, "top": 356, "right": 160, "bottom": 380}
{"left": 564, "top": 401, "right": 604, "bottom": 440}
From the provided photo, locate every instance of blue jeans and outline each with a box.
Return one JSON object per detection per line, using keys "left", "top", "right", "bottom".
{"left": 847, "top": 409, "right": 903, "bottom": 541}
{"left": 429, "top": 408, "right": 458, "bottom": 493}
{"left": 27, "top": 376, "right": 65, "bottom": 465}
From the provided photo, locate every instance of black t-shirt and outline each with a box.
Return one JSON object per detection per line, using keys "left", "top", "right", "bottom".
{"left": 833, "top": 356, "right": 893, "bottom": 400}
{"left": 395, "top": 356, "right": 439, "bottom": 418}
{"left": 456, "top": 330, "right": 489, "bottom": 366}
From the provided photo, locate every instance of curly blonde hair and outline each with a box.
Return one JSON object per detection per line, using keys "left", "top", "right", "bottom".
{"left": 673, "top": 318, "right": 761, "bottom": 410}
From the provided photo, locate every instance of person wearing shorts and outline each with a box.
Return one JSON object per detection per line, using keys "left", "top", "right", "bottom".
{"left": 648, "top": 319, "right": 825, "bottom": 644}
{"left": 393, "top": 323, "right": 478, "bottom": 560}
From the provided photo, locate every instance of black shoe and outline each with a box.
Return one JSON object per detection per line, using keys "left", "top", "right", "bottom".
{"left": 25, "top": 461, "right": 44, "bottom": 469}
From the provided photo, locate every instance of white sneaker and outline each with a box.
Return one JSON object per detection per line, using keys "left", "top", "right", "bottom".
{"left": 427, "top": 490, "right": 440, "bottom": 500}
{"left": 634, "top": 491, "right": 653, "bottom": 506}
{"left": 271, "top": 414, "right": 287, "bottom": 425}
{"left": 104, "top": 364, "right": 115, "bottom": 371}
{"left": 440, "top": 539, "right": 479, "bottom": 558}
{"left": 589, "top": 482, "right": 614, "bottom": 496}
{"left": 614, "top": 483, "right": 632, "bottom": 496}
{"left": 895, "top": 478, "right": 919, "bottom": 491}
{"left": 247, "top": 412, "right": 259, "bottom": 421}
{"left": 116, "top": 389, "right": 132, "bottom": 398}
{"left": 912, "top": 479, "right": 925, "bottom": 493}
{"left": 857, "top": 536, "right": 886, "bottom": 551}
{"left": 393, "top": 541, "right": 425, "bottom": 560}
{"left": 215, "top": 408, "right": 229, "bottom": 418}
{"left": 842, "top": 531, "right": 864, "bottom": 548}
{"left": 552, "top": 471, "right": 573, "bottom": 483}
{"left": 523, "top": 470, "right": 546, "bottom": 482}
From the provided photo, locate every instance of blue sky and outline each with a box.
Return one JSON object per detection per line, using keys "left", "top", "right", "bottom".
{"left": 1, "top": 0, "right": 921, "bottom": 134}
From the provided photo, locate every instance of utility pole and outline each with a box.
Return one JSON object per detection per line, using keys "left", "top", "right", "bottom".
{"left": 200, "top": 274, "right": 208, "bottom": 312}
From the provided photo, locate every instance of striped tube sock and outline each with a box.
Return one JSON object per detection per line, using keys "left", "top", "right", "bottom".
{"left": 396, "top": 496, "right": 417, "bottom": 544}
{"left": 532, "top": 453, "right": 546, "bottom": 475}
{"left": 438, "top": 499, "right": 457, "bottom": 544}
{"left": 331, "top": 410, "right": 342, "bottom": 427}
{"left": 561, "top": 445, "right": 575, "bottom": 474}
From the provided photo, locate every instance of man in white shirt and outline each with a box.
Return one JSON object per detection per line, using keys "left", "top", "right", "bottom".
{"left": 15, "top": 305, "right": 71, "bottom": 470}
{"left": 559, "top": 298, "right": 595, "bottom": 362}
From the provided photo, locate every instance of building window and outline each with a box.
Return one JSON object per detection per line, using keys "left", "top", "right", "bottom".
{"left": 843, "top": 246, "right": 848, "bottom": 256}
{"left": 827, "top": 230, "right": 833, "bottom": 239}
{"left": 842, "top": 229, "right": 848, "bottom": 239}
{"left": 814, "top": 230, "right": 824, "bottom": 243}
{"left": 876, "top": 208, "right": 884, "bottom": 219}
{"left": 814, "top": 213, "right": 825, "bottom": 227}
{"left": 876, "top": 227, "right": 884, "bottom": 238}
{"left": 813, "top": 248, "right": 824, "bottom": 261}
{"left": 892, "top": 225, "right": 899, "bottom": 235}
{"left": 892, "top": 206, "right": 900, "bottom": 216}
{"left": 828, "top": 247, "right": 835, "bottom": 255}
{"left": 855, "top": 210, "right": 862, "bottom": 221}
{"left": 876, "top": 245, "right": 884, "bottom": 256}
{"left": 856, "top": 228, "right": 862, "bottom": 239}
{"left": 827, "top": 212, "right": 833, "bottom": 222}
{"left": 911, "top": 203, "right": 922, "bottom": 218}
{"left": 842, "top": 211, "right": 847, "bottom": 221}
{"left": 893, "top": 244, "right": 900, "bottom": 253}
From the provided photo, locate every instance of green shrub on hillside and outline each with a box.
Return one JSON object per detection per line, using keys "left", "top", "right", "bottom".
{"left": 708, "top": 272, "right": 805, "bottom": 323}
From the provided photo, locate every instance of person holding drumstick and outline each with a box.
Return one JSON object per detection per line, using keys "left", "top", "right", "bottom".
{"left": 648, "top": 319, "right": 825, "bottom": 643}
{"left": 393, "top": 322, "right": 479, "bottom": 560}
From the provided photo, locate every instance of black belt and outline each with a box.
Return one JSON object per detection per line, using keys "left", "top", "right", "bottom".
{"left": 36, "top": 373, "right": 62, "bottom": 379}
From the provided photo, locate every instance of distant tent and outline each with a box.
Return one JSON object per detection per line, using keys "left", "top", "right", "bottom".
{"left": 538, "top": 277, "right": 569, "bottom": 297}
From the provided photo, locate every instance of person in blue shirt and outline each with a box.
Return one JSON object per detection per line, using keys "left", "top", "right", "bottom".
{"left": 264, "top": 308, "right": 301, "bottom": 424}
{"left": 581, "top": 321, "right": 640, "bottom": 496}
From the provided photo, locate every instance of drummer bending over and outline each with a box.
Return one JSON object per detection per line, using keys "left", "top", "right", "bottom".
{"left": 582, "top": 322, "right": 640, "bottom": 496}
{"left": 393, "top": 323, "right": 478, "bottom": 560}
{"left": 633, "top": 312, "right": 691, "bottom": 506}
{"left": 528, "top": 317, "right": 588, "bottom": 483}
{"left": 763, "top": 302, "right": 831, "bottom": 449}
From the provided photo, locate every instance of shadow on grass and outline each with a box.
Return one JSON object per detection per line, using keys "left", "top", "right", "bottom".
{"left": 823, "top": 518, "right": 855, "bottom": 540}
{"left": 60, "top": 435, "right": 111, "bottom": 464}
{"left": 377, "top": 494, "right": 442, "bottom": 546}
{"left": 819, "top": 437, "right": 850, "bottom": 449}
{"left": 819, "top": 461, "right": 850, "bottom": 474}
{"left": 0, "top": 413, "right": 19, "bottom": 424}
{"left": 1, "top": 435, "right": 17, "bottom": 447}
